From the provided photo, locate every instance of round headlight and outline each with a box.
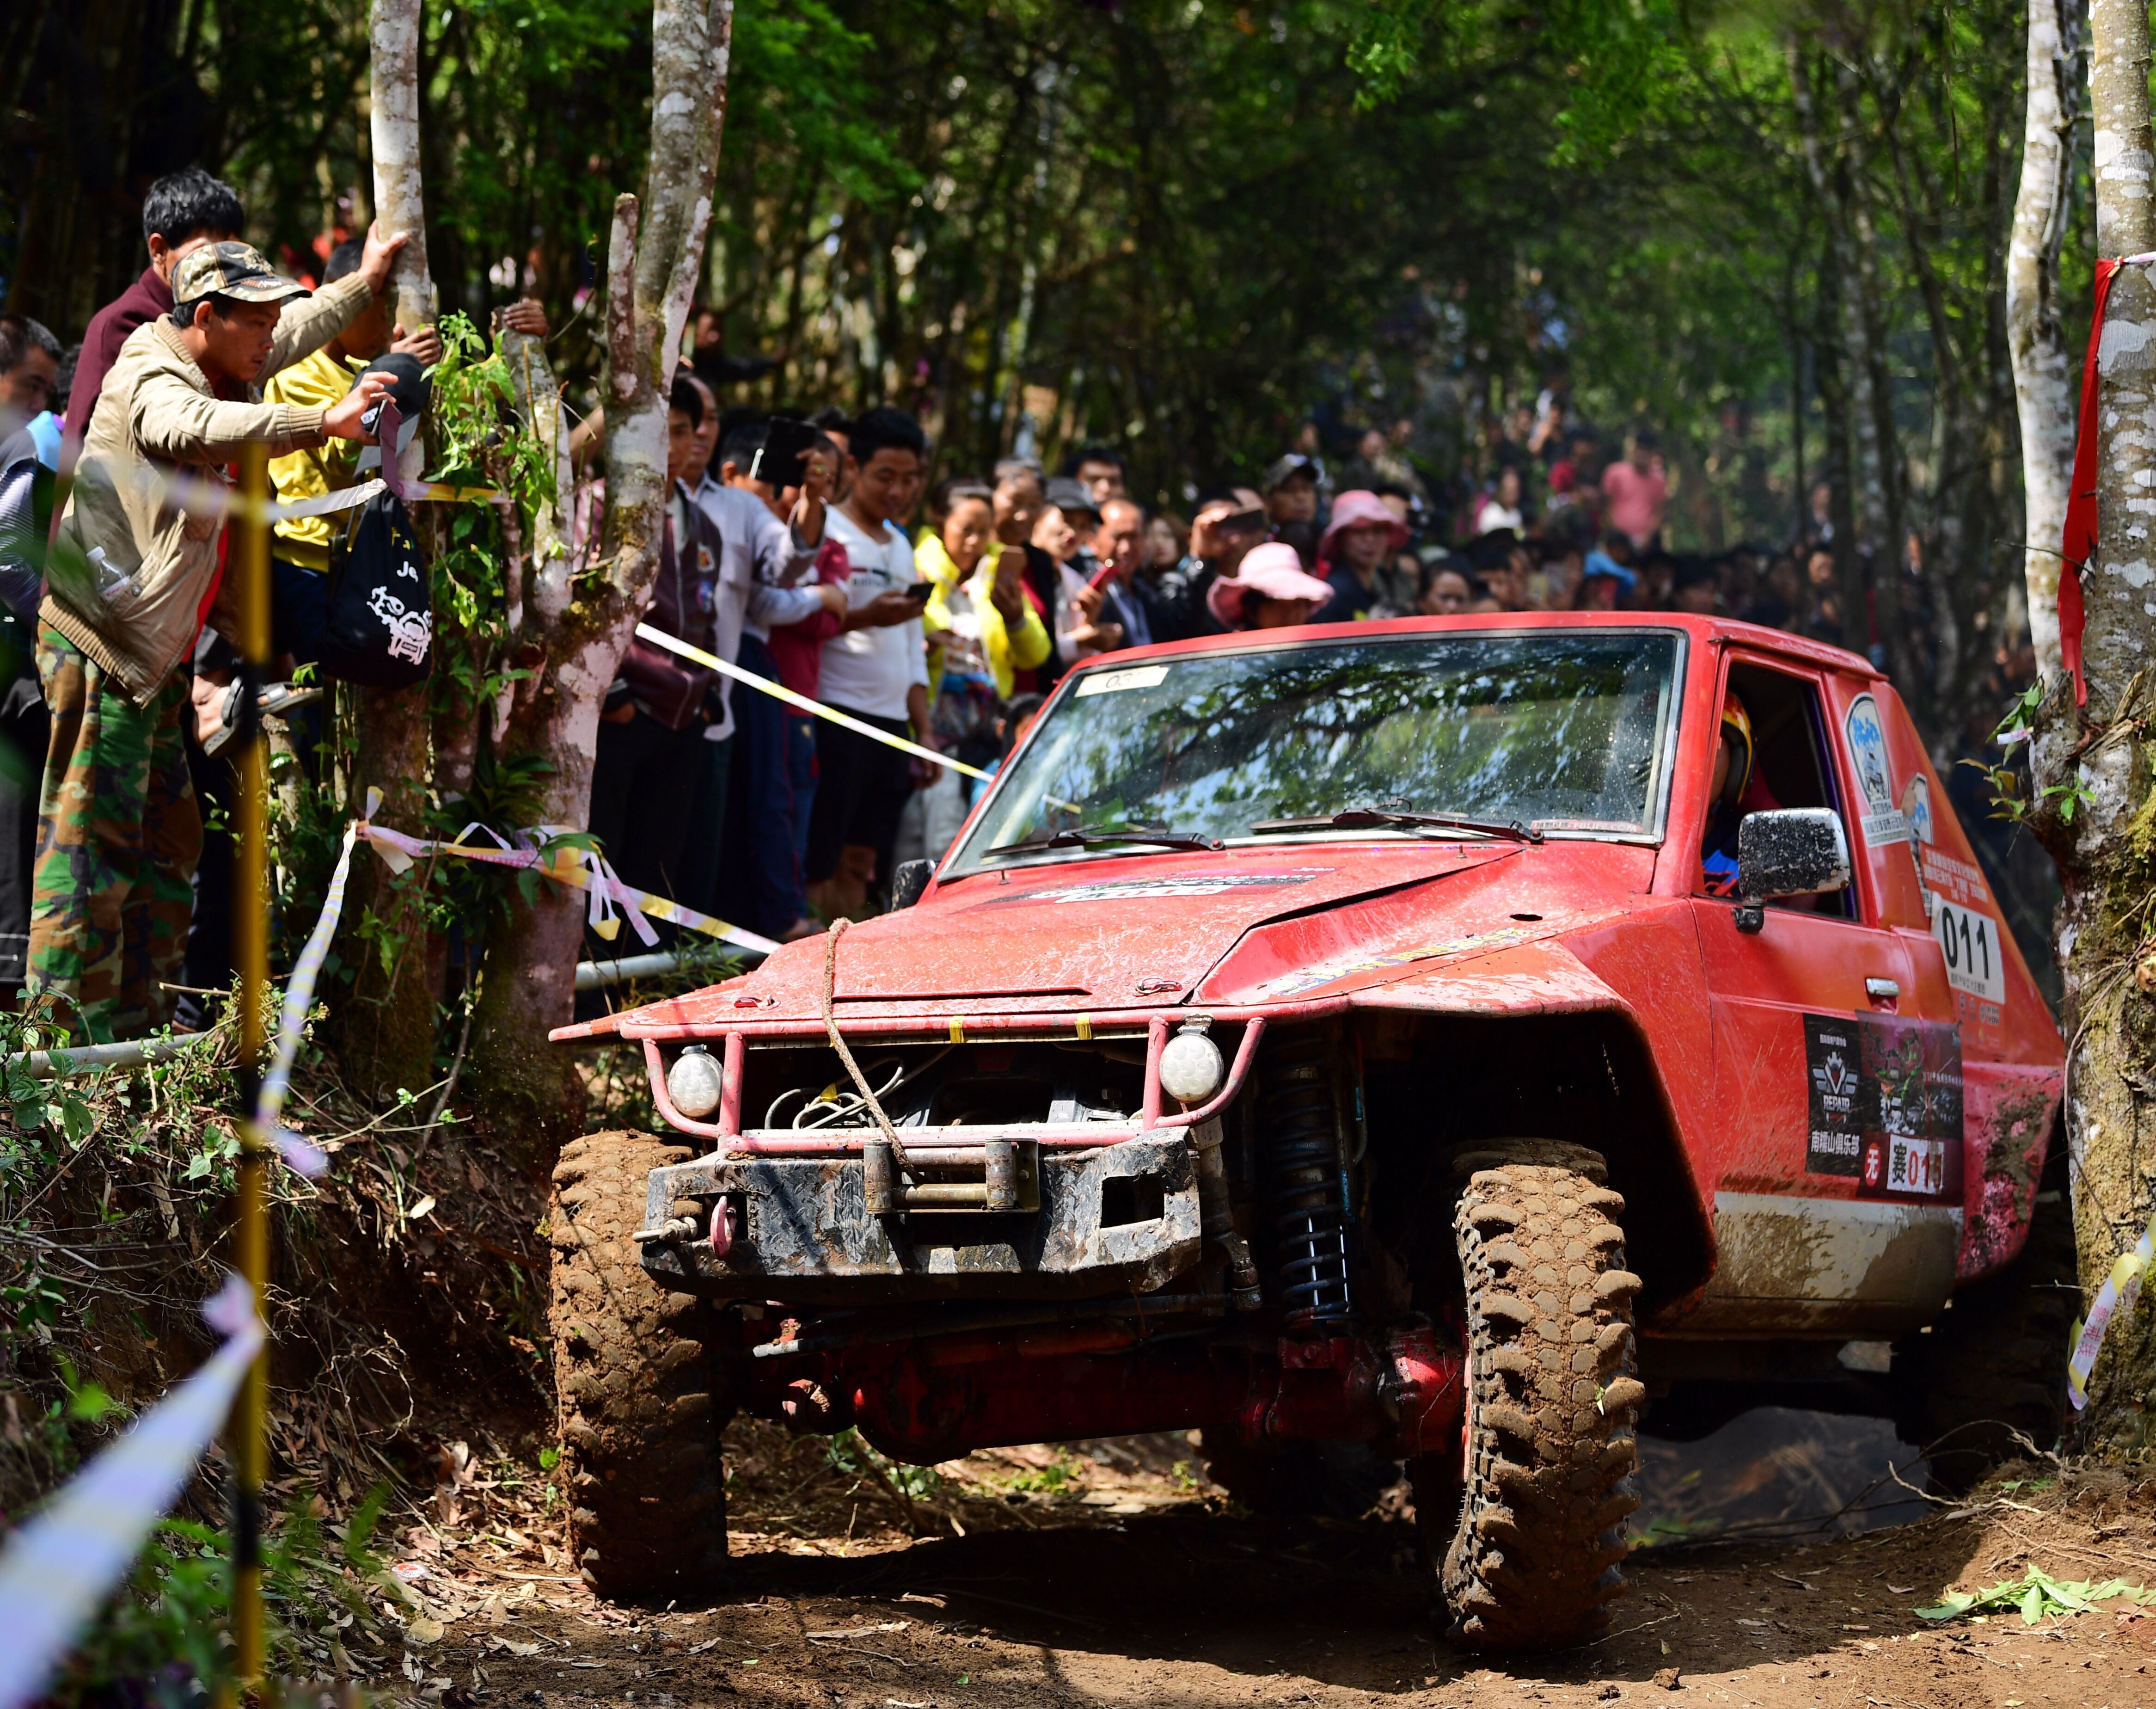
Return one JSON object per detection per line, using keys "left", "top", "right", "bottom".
{"left": 1158, "top": 1025, "right": 1225, "bottom": 1107}
{"left": 667, "top": 1045, "right": 725, "bottom": 1120}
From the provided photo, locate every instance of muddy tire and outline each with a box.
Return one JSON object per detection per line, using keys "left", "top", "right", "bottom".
{"left": 1441, "top": 1142, "right": 1641, "bottom": 1651}
{"left": 1894, "top": 1186, "right": 2076, "bottom": 1493}
{"left": 549, "top": 1131, "right": 730, "bottom": 1599}
{"left": 1199, "top": 1430, "right": 1400, "bottom": 1520}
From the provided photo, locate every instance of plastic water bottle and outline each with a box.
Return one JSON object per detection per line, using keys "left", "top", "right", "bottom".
{"left": 86, "top": 546, "right": 135, "bottom": 602}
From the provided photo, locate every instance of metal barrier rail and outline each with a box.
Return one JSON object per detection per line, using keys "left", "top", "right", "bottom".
{"left": 3, "top": 948, "right": 764, "bottom": 1077}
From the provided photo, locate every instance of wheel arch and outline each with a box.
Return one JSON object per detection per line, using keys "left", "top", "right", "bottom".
{"left": 1351, "top": 1002, "right": 1715, "bottom": 1322}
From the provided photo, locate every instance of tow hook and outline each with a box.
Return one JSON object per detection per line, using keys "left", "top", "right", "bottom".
{"left": 632, "top": 1195, "right": 735, "bottom": 1249}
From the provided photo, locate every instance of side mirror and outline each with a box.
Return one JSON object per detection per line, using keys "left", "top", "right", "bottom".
{"left": 1733, "top": 808, "right": 1850, "bottom": 933}
{"left": 889, "top": 858, "right": 935, "bottom": 911}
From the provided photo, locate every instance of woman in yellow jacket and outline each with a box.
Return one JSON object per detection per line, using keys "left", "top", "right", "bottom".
{"left": 917, "top": 483, "right": 1050, "bottom": 695}
{"left": 917, "top": 482, "right": 1051, "bottom": 790}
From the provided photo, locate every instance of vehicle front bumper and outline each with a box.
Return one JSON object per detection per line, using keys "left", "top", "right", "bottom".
{"left": 636, "top": 1129, "right": 1203, "bottom": 1304}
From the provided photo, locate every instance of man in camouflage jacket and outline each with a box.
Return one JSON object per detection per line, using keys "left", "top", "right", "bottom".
{"left": 35, "top": 233, "right": 405, "bottom": 1038}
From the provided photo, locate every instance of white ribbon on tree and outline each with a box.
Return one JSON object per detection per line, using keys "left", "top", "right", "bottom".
{"left": 0, "top": 1278, "right": 265, "bottom": 1709}
{"left": 356, "top": 808, "right": 778, "bottom": 954}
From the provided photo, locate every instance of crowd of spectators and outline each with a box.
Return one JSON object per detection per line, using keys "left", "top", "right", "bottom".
{"left": 0, "top": 165, "right": 1905, "bottom": 1039}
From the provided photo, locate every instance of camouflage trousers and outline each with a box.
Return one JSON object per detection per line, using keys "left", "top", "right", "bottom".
{"left": 26, "top": 624, "right": 201, "bottom": 1040}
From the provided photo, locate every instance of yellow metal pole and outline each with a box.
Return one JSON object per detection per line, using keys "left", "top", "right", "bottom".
{"left": 231, "top": 443, "right": 273, "bottom": 1697}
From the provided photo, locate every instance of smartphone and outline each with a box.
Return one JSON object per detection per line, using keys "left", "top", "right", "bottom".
{"left": 904, "top": 581, "right": 936, "bottom": 601}
{"left": 1085, "top": 560, "right": 1120, "bottom": 592}
{"left": 1216, "top": 507, "right": 1268, "bottom": 535}
{"left": 752, "top": 416, "right": 821, "bottom": 490}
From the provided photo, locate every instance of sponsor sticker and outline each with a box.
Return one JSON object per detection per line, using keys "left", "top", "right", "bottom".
{"left": 1075, "top": 664, "right": 1170, "bottom": 696}
{"left": 1804, "top": 1014, "right": 1865, "bottom": 1177}
{"left": 1844, "top": 693, "right": 1907, "bottom": 845}
{"left": 1803, "top": 1011, "right": 1961, "bottom": 1193}
{"left": 1902, "top": 775, "right": 1933, "bottom": 845}
{"left": 994, "top": 869, "right": 1327, "bottom": 905}
{"left": 1885, "top": 1136, "right": 1948, "bottom": 1195}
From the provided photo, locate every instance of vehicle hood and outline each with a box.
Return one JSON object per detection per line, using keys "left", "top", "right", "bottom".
{"left": 602, "top": 843, "right": 1533, "bottom": 1033}
{"left": 1194, "top": 841, "right": 1654, "bottom": 1006}
{"left": 575, "top": 840, "right": 1672, "bottom": 1042}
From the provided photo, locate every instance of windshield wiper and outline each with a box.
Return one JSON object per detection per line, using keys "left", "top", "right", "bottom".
{"left": 1249, "top": 807, "right": 1544, "bottom": 844}
{"left": 986, "top": 824, "right": 1225, "bottom": 857}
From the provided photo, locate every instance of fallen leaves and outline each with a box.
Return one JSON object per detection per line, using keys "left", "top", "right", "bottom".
{"left": 1917, "top": 1568, "right": 2156, "bottom": 1627}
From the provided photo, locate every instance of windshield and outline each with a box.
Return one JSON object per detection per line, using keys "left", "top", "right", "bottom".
{"left": 950, "top": 629, "right": 1680, "bottom": 869}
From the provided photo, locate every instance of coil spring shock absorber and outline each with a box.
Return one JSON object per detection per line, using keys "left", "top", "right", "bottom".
{"left": 1260, "top": 1028, "right": 1353, "bottom": 1327}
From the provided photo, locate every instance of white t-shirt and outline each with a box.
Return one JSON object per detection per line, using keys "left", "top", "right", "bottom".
{"left": 1475, "top": 497, "right": 1524, "bottom": 536}
{"left": 820, "top": 509, "right": 930, "bottom": 720}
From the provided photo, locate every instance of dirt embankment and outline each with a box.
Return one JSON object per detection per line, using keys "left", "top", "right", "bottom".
{"left": 353, "top": 1423, "right": 2156, "bottom": 1709}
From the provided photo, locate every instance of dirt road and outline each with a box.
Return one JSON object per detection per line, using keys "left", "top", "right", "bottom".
{"left": 380, "top": 1423, "right": 2156, "bottom": 1709}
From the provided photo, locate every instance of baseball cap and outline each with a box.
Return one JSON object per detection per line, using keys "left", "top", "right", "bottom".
{"left": 172, "top": 240, "right": 312, "bottom": 309}
{"left": 1044, "top": 476, "right": 1102, "bottom": 524}
{"left": 1262, "top": 453, "right": 1318, "bottom": 493}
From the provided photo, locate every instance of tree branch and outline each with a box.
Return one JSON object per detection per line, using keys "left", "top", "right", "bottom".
{"left": 606, "top": 193, "right": 641, "bottom": 402}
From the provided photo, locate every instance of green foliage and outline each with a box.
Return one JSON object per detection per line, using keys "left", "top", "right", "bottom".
{"left": 1917, "top": 1565, "right": 2156, "bottom": 1625}
{"left": 1960, "top": 685, "right": 2095, "bottom": 828}
{"left": 51, "top": 1499, "right": 379, "bottom": 1704}
{"left": 1003, "top": 1455, "right": 1077, "bottom": 1495}
{"left": 826, "top": 1426, "right": 944, "bottom": 1501}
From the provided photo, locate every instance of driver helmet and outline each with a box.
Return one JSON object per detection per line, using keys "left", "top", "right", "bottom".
{"left": 1719, "top": 689, "right": 1754, "bottom": 807}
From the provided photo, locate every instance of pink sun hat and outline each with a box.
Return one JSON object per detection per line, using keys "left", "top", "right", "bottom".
{"left": 1208, "top": 542, "right": 1338, "bottom": 628}
{"left": 1318, "top": 488, "right": 1411, "bottom": 563}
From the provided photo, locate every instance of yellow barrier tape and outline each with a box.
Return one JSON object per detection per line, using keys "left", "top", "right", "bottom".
{"left": 635, "top": 623, "right": 992, "bottom": 782}
{"left": 360, "top": 814, "right": 780, "bottom": 956}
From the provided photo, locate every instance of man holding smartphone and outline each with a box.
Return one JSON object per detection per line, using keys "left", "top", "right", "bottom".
{"left": 809, "top": 406, "right": 937, "bottom": 916}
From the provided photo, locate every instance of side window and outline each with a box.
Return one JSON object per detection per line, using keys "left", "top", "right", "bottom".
{"left": 1697, "top": 660, "right": 1857, "bottom": 921}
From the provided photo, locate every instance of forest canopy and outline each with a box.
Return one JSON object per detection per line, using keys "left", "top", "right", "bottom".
{"left": 1, "top": 0, "right": 2078, "bottom": 752}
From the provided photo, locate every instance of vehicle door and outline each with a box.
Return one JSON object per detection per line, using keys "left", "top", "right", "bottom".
{"left": 1860, "top": 679, "right": 2064, "bottom": 1279}
{"left": 1684, "top": 651, "right": 1951, "bottom": 1339}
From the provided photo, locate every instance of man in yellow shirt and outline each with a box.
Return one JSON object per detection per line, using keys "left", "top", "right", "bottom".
{"left": 262, "top": 238, "right": 442, "bottom": 667}
{"left": 262, "top": 243, "right": 550, "bottom": 673}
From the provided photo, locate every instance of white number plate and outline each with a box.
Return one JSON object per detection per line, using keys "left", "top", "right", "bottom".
{"left": 1933, "top": 898, "right": 2005, "bottom": 1003}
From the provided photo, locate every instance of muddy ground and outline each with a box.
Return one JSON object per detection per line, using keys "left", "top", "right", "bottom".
{"left": 345, "top": 1417, "right": 2156, "bottom": 1709}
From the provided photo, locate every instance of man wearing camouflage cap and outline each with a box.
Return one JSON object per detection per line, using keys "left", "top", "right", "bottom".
{"left": 37, "top": 228, "right": 409, "bottom": 1038}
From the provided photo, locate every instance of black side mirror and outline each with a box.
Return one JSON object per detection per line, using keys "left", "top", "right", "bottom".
{"left": 889, "top": 858, "right": 935, "bottom": 910}
{"left": 1733, "top": 808, "right": 1851, "bottom": 934}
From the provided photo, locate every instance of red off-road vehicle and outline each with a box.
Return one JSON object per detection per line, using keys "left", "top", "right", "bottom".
{"left": 548, "top": 613, "right": 2067, "bottom": 1649}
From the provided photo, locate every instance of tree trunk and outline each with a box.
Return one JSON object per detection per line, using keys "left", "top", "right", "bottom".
{"left": 2010, "top": 0, "right": 2085, "bottom": 686}
{"left": 462, "top": 0, "right": 736, "bottom": 1162}
{"left": 368, "top": 0, "right": 438, "bottom": 453}
{"left": 2035, "top": 0, "right": 2156, "bottom": 1450}
{"left": 337, "top": 0, "right": 444, "bottom": 1101}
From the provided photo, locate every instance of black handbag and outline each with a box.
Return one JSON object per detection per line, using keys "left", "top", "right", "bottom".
{"left": 322, "top": 489, "right": 433, "bottom": 687}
